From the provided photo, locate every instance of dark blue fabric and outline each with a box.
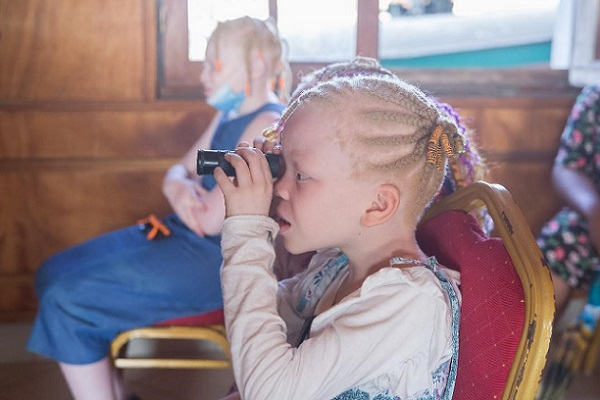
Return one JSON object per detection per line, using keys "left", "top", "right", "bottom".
{"left": 201, "top": 102, "right": 284, "bottom": 191}
{"left": 27, "top": 102, "right": 283, "bottom": 364}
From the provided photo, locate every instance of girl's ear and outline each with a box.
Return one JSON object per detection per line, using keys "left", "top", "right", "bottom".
{"left": 361, "top": 184, "right": 401, "bottom": 227}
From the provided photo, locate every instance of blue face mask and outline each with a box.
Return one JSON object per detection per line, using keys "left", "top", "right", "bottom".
{"left": 207, "top": 84, "right": 245, "bottom": 114}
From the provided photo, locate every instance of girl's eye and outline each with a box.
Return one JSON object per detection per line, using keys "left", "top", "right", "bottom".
{"left": 296, "top": 172, "right": 309, "bottom": 182}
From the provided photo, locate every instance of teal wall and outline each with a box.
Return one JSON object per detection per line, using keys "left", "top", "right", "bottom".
{"left": 381, "top": 41, "right": 551, "bottom": 68}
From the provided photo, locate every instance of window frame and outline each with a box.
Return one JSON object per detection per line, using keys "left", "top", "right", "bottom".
{"left": 156, "top": 0, "right": 576, "bottom": 99}
{"left": 568, "top": 0, "right": 600, "bottom": 86}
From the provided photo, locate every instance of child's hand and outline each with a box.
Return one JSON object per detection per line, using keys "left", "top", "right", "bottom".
{"left": 163, "top": 178, "right": 207, "bottom": 236}
{"left": 252, "top": 136, "right": 284, "bottom": 219}
{"left": 253, "top": 136, "right": 282, "bottom": 156}
{"left": 215, "top": 145, "right": 274, "bottom": 218}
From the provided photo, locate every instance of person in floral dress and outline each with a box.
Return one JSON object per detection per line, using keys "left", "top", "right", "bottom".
{"left": 537, "top": 85, "right": 600, "bottom": 317}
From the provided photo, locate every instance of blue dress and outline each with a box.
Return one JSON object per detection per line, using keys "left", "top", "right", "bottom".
{"left": 27, "top": 103, "right": 283, "bottom": 364}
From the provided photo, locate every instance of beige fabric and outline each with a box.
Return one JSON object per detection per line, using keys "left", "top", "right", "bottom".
{"left": 221, "top": 215, "right": 460, "bottom": 400}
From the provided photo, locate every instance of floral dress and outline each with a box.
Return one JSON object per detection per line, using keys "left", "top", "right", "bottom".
{"left": 537, "top": 85, "right": 600, "bottom": 289}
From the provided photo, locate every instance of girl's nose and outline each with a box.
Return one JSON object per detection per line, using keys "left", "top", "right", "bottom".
{"left": 273, "top": 175, "right": 289, "bottom": 201}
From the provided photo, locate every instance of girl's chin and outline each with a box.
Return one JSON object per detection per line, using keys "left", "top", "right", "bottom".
{"left": 280, "top": 236, "right": 305, "bottom": 255}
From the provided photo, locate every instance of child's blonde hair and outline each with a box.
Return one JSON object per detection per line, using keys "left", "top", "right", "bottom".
{"left": 291, "top": 56, "right": 396, "bottom": 101}
{"left": 210, "top": 16, "right": 291, "bottom": 101}
{"left": 268, "top": 58, "right": 484, "bottom": 200}
{"left": 280, "top": 75, "right": 465, "bottom": 220}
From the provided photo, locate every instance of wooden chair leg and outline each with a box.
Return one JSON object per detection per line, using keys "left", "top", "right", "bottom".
{"left": 583, "top": 324, "right": 600, "bottom": 375}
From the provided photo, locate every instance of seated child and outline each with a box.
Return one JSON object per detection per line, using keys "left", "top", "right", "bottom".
{"left": 270, "top": 57, "right": 487, "bottom": 280}
{"left": 26, "top": 16, "right": 290, "bottom": 400}
{"left": 214, "top": 74, "right": 463, "bottom": 399}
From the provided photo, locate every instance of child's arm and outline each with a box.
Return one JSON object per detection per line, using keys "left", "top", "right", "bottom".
{"left": 163, "top": 112, "right": 222, "bottom": 236}
{"left": 216, "top": 146, "right": 454, "bottom": 399}
{"left": 220, "top": 217, "right": 453, "bottom": 399}
{"left": 164, "top": 110, "right": 280, "bottom": 236}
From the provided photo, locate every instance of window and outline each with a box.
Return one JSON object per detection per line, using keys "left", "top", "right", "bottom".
{"left": 187, "top": 0, "right": 269, "bottom": 61}
{"left": 567, "top": 0, "right": 600, "bottom": 86}
{"left": 157, "top": 0, "right": 571, "bottom": 99}
{"left": 278, "top": 0, "right": 358, "bottom": 62}
{"left": 379, "top": 0, "right": 558, "bottom": 68}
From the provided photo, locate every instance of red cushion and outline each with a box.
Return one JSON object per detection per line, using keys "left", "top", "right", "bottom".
{"left": 416, "top": 210, "right": 525, "bottom": 400}
{"left": 154, "top": 308, "right": 225, "bottom": 327}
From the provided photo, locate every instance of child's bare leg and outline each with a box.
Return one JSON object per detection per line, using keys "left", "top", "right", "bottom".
{"left": 59, "top": 357, "right": 117, "bottom": 400}
{"left": 111, "top": 367, "right": 130, "bottom": 400}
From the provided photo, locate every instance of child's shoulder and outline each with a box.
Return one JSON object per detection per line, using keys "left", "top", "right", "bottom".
{"left": 362, "top": 263, "right": 458, "bottom": 301}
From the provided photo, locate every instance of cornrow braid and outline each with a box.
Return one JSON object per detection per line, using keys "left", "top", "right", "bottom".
{"left": 277, "top": 74, "right": 464, "bottom": 220}
{"left": 264, "top": 57, "right": 397, "bottom": 142}
{"left": 433, "top": 100, "right": 486, "bottom": 195}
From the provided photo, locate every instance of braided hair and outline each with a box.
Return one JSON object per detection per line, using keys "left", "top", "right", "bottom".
{"left": 278, "top": 75, "right": 465, "bottom": 220}
{"left": 210, "top": 16, "right": 291, "bottom": 101}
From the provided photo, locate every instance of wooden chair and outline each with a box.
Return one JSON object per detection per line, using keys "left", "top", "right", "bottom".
{"left": 110, "top": 308, "right": 229, "bottom": 369}
{"left": 111, "top": 181, "right": 554, "bottom": 400}
{"left": 583, "top": 309, "right": 600, "bottom": 375}
{"left": 417, "top": 181, "right": 555, "bottom": 400}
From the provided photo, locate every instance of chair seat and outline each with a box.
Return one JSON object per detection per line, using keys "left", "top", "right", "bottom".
{"left": 154, "top": 308, "right": 224, "bottom": 327}
{"left": 110, "top": 308, "right": 229, "bottom": 369}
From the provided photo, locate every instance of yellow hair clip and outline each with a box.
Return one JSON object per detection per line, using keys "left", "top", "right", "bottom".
{"left": 427, "top": 125, "right": 462, "bottom": 170}
{"left": 262, "top": 127, "right": 279, "bottom": 143}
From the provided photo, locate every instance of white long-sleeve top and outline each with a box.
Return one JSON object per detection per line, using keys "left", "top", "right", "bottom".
{"left": 221, "top": 215, "right": 461, "bottom": 400}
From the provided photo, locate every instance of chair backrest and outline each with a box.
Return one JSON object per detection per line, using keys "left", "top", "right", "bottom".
{"left": 416, "top": 181, "right": 554, "bottom": 400}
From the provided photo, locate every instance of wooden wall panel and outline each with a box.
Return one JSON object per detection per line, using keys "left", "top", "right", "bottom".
{"left": 488, "top": 162, "right": 563, "bottom": 237}
{"left": 0, "top": 277, "right": 37, "bottom": 322}
{"left": 448, "top": 97, "right": 574, "bottom": 235}
{"left": 0, "top": 169, "right": 172, "bottom": 316}
{"left": 0, "top": 0, "right": 148, "bottom": 101}
{"left": 448, "top": 97, "right": 572, "bottom": 156}
{"left": 0, "top": 103, "right": 213, "bottom": 159}
{"left": 477, "top": 104, "right": 568, "bottom": 155}
{"left": 0, "top": 103, "right": 215, "bottom": 320}
{"left": 2, "top": 168, "right": 171, "bottom": 265}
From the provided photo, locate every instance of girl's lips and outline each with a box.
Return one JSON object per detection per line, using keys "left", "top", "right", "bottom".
{"left": 275, "top": 214, "right": 291, "bottom": 233}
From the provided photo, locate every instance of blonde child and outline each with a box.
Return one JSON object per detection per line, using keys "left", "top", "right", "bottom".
{"left": 26, "top": 16, "right": 289, "bottom": 400}
{"left": 270, "top": 56, "right": 487, "bottom": 281}
{"left": 215, "top": 75, "right": 463, "bottom": 399}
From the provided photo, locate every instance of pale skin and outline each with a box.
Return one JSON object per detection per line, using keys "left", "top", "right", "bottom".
{"left": 216, "top": 100, "right": 428, "bottom": 332}
{"left": 550, "top": 163, "right": 600, "bottom": 318}
{"left": 58, "top": 29, "right": 282, "bottom": 400}
{"left": 216, "top": 103, "right": 430, "bottom": 399}
{"left": 162, "top": 32, "right": 281, "bottom": 236}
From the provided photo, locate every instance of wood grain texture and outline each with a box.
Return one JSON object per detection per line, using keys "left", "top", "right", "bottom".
{"left": 0, "top": 0, "right": 146, "bottom": 101}
{"left": 0, "top": 103, "right": 212, "bottom": 159}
